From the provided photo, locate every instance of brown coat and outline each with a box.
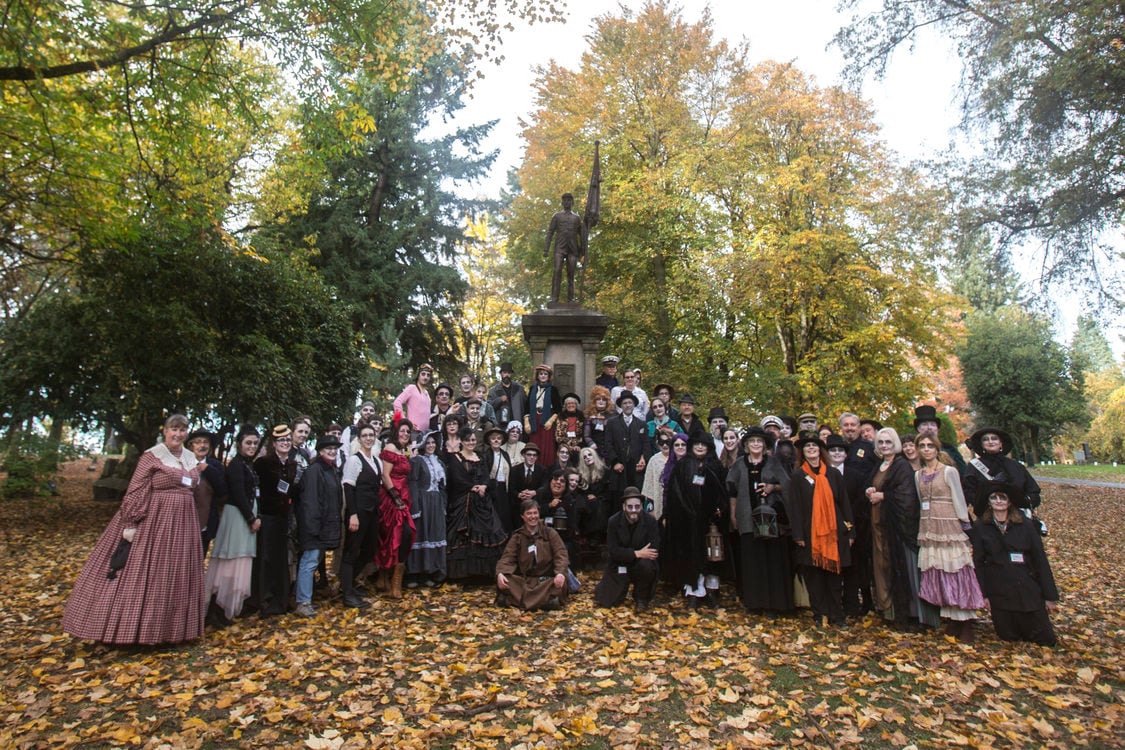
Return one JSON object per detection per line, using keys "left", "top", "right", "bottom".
{"left": 496, "top": 523, "right": 569, "bottom": 610}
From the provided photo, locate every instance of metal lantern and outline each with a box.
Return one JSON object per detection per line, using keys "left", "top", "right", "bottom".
{"left": 706, "top": 523, "right": 725, "bottom": 562}
{"left": 752, "top": 503, "right": 779, "bottom": 539}
{"left": 553, "top": 504, "right": 569, "bottom": 533}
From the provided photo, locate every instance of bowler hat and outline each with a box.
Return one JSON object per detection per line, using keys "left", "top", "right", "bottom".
{"left": 621, "top": 486, "right": 643, "bottom": 501}
{"left": 678, "top": 393, "right": 696, "bottom": 405}
{"left": 316, "top": 433, "right": 343, "bottom": 450}
{"left": 615, "top": 390, "right": 639, "bottom": 407}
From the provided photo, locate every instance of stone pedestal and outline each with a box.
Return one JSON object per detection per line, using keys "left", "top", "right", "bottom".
{"left": 522, "top": 306, "right": 608, "bottom": 401}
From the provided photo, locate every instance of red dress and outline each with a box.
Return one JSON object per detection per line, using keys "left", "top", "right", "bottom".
{"left": 376, "top": 449, "right": 416, "bottom": 568}
{"left": 63, "top": 449, "right": 205, "bottom": 645}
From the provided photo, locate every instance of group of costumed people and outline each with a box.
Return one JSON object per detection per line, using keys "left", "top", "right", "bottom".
{"left": 62, "top": 360, "right": 1058, "bottom": 649}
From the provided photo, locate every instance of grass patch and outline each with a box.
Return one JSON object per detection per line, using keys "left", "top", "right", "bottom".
{"left": 1032, "top": 463, "right": 1125, "bottom": 483}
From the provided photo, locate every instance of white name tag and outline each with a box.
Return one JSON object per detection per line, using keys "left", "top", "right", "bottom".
{"left": 806, "top": 475, "right": 816, "bottom": 486}
{"left": 692, "top": 475, "right": 704, "bottom": 486}
{"left": 921, "top": 501, "right": 930, "bottom": 511}
{"left": 277, "top": 480, "right": 290, "bottom": 494}
{"left": 567, "top": 431, "right": 576, "bottom": 438}
{"left": 545, "top": 517, "right": 554, "bottom": 526}
{"left": 254, "top": 487, "right": 260, "bottom": 498}
{"left": 595, "top": 423, "right": 604, "bottom": 431}
{"left": 1010, "top": 552, "right": 1025, "bottom": 563}
{"left": 181, "top": 475, "right": 193, "bottom": 487}
{"left": 528, "top": 544, "right": 537, "bottom": 555}
{"left": 617, "top": 566, "right": 628, "bottom": 574}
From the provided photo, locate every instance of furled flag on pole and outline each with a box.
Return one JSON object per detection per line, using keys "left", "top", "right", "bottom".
{"left": 579, "top": 141, "right": 601, "bottom": 302}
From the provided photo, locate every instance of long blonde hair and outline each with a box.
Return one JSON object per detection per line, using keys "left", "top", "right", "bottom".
{"left": 578, "top": 447, "right": 606, "bottom": 487}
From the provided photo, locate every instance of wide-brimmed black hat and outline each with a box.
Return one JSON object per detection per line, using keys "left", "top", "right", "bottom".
{"left": 561, "top": 392, "right": 582, "bottom": 404}
{"left": 984, "top": 480, "right": 1023, "bottom": 503}
{"left": 795, "top": 430, "right": 826, "bottom": 454}
{"left": 913, "top": 404, "right": 940, "bottom": 429}
{"left": 316, "top": 433, "right": 343, "bottom": 450}
{"left": 966, "top": 427, "right": 1013, "bottom": 456}
{"left": 615, "top": 390, "right": 639, "bottom": 407}
{"left": 740, "top": 426, "right": 769, "bottom": 444}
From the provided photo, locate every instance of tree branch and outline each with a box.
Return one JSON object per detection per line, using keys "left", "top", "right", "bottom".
{"left": 0, "top": 8, "right": 244, "bottom": 81}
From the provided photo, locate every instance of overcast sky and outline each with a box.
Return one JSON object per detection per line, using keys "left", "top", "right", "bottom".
{"left": 447, "top": 0, "right": 1119, "bottom": 352}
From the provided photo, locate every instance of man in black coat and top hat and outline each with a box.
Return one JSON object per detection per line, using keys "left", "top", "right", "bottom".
{"left": 708, "top": 407, "right": 729, "bottom": 456}
{"left": 508, "top": 444, "right": 546, "bottom": 530}
{"left": 605, "top": 391, "right": 648, "bottom": 504}
{"left": 914, "top": 404, "right": 966, "bottom": 475}
{"left": 595, "top": 487, "right": 660, "bottom": 610}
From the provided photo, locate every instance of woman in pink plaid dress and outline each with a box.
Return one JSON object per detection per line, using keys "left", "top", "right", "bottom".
{"left": 63, "top": 414, "right": 206, "bottom": 645}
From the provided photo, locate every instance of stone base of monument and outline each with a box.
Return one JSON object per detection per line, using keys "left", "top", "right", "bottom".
{"left": 522, "top": 307, "right": 608, "bottom": 400}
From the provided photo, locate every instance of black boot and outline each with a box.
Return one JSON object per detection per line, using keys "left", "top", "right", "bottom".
{"left": 206, "top": 597, "right": 232, "bottom": 629}
{"left": 339, "top": 562, "right": 370, "bottom": 609}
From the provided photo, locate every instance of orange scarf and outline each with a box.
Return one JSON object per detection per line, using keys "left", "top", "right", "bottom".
{"left": 802, "top": 460, "right": 839, "bottom": 573}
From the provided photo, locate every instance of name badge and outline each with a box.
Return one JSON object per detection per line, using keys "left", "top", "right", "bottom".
{"left": 1009, "top": 552, "right": 1025, "bottom": 564}
{"left": 617, "top": 566, "right": 628, "bottom": 574}
{"left": 567, "top": 431, "right": 576, "bottom": 438}
{"left": 181, "top": 475, "right": 193, "bottom": 487}
{"left": 545, "top": 517, "right": 554, "bottom": 526}
{"left": 255, "top": 487, "right": 260, "bottom": 498}
{"left": 528, "top": 544, "right": 537, "bottom": 555}
{"left": 806, "top": 475, "right": 816, "bottom": 486}
{"left": 921, "top": 501, "right": 930, "bottom": 511}
{"left": 595, "top": 423, "right": 604, "bottom": 431}
{"left": 856, "top": 448, "right": 865, "bottom": 457}
{"left": 692, "top": 474, "right": 704, "bottom": 486}
{"left": 277, "top": 480, "right": 290, "bottom": 494}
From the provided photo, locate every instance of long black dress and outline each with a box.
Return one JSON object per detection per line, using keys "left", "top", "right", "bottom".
{"left": 444, "top": 452, "right": 507, "bottom": 580}
{"left": 662, "top": 454, "right": 727, "bottom": 598}
{"left": 727, "top": 456, "right": 793, "bottom": 613}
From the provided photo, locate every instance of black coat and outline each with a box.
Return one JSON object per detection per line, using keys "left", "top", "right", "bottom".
{"left": 787, "top": 462, "right": 854, "bottom": 569}
{"left": 605, "top": 413, "right": 648, "bottom": 491}
{"left": 878, "top": 456, "right": 921, "bottom": 549}
{"left": 605, "top": 510, "right": 661, "bottom": 566}
{"left": 971, "top": 517, "right": 1058, "bottom": 611}
{"left": 963, "top": 453, "right": 1041, "bottom": 518}
{"left": 225, "top": 455, "right": 258, "bottom": 525}
{"left": 297, "top": 459, "right": 342, "bottom": 551}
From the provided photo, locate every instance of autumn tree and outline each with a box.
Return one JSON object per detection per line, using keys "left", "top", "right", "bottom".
{"left": 957, "top": 306, "right": 1087, "bottom": 463}
{"left": 834, "top": 0, "right": 1125, "bottom": 304}
{"left": 505, "top": 1, "right": 957, "bottom": 419}
{"left": 254, "top": 49, "right": 495, "bottom": 385}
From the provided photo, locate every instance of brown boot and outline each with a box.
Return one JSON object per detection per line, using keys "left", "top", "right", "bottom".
{"left": 957, "top": 620, "right": 976, "bottom": 643}
{"left": 389, "top": 563, "right": 406, "bottom": 600}
{"left": 375, "top": 568, "right": 390, "bottom": 592}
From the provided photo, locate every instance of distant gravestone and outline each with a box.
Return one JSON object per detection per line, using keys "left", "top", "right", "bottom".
{"left": 1073, "top": 449, "right": 1086, "bottom": 464}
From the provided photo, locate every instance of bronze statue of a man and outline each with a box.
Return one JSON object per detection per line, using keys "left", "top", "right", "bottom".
{"left": 544, "top": 193, "right": 587, "bottom": 304}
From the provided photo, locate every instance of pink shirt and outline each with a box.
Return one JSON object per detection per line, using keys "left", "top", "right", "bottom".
{"left": 393, "top": 384, "right": 432, "bottom": 431}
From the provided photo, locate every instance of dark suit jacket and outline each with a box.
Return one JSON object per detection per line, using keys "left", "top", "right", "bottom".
{"left": 605, "top": 414, "right": 647, "bottom": 469}
{"left": 508, "top": 462, "right": 546, "bottom": 508}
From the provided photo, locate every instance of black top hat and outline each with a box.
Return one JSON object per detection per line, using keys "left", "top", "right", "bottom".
{"left": 913, "top": 404, "right": 940, "bottom": 429}
{"left": 825, "top": 434, "right": 848, "bottom": 450}
{"left": 708, "top": 407, "right": 728, "bottom": 421}
{"left": 499, "top": 362, "right": 514, "bottom": 373}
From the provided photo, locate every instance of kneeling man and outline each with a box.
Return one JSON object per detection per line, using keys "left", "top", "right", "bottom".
{"left": 496, "top": 498, "right": 569, "bottom": 610}
{"left": 595, "top": 486, "right": 660, "bottom": 610}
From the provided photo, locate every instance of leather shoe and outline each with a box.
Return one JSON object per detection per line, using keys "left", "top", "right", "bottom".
{"left": 344, "top": 594, "right": 371, "bottom": 609}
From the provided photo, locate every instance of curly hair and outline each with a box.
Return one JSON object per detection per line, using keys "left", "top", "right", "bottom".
{"left": 586, "top": 385, "right": 613, "bottom": 417}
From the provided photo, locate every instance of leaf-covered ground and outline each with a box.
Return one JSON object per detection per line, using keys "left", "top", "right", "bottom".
{"left": 1, "top": 462, "right": 1122, "bottom": 749}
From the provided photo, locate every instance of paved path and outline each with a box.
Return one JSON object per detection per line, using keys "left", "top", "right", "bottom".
{"left": 1032, "top": 475, "right": 1125, "bottom": 490}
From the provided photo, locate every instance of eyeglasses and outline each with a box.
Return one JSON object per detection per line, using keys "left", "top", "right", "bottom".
{"left": 276, "top": 437, "right": 292, "bottom": 443}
